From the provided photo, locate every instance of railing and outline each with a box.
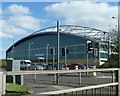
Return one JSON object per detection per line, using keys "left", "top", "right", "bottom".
{"left": 38, "top": 82, "right": 118, "bottom": 95}
{"left": 0, "top": 68, "right": 120, "bottom": 96}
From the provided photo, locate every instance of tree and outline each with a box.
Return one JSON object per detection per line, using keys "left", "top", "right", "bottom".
{"left": 110, "top": 29, "right": 118, "bottom": 53}
{"left": 0, "top": 59, "right": 7, "bottom": 68}
{"left": 110, "top": 28, "right": 118, "bottom": 67}
{"left": 100, "top": 28, "right": 118, "bottom": 68}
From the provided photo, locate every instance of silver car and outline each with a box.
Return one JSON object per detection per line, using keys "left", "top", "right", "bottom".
{"left": 28, "top": 64, "right": 44, "bottom": 70}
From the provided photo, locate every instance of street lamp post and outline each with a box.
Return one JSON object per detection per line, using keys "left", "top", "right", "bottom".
{"left": 108, "top": 32, "right": 110, "bottom": 66}
{"left": 46, "top": 44, "right": 49, "bottom": 65}
{"left": 52, "top": 47, "right": 55, "bottom": 70}
{"left": 28, "top": 42, "right": 33, "bottom": 60}
{"left": 64, "top": 46, "right": 67, "bottom": 66}
{"left": 112, "top": 2, "right": 120, "bottom": 95}
{"left": 118, "top": 2, "right": 120, "bottom": 96}
{"left": 57, "top": 20, "right": 60, "bottom": 70}
{"left": 56, "top": 20, "right": 60, "bottom": 85}
{"left": 74, "top": 47, "right": 76, "bottom": 60}
{"left": 9, "top": 37, "right": 14, "bottom": 59}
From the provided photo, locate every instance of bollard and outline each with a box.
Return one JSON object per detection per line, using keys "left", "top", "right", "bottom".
{"left": 93, "top": 72, "right": 97, "bottom": 76}
{"left": 93, "top": 65, "right": 97, "bottom": 77}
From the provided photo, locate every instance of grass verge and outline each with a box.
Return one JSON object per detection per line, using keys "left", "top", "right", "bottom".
{"left": 6, "top": 83, "right": 31, "bottom": 96}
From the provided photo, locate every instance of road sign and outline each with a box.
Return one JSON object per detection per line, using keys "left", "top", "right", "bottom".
{"left": 38, "top": 57, "right": 45, "bottom": 60}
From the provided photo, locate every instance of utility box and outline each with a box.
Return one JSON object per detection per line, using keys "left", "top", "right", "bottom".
{"left": 6, "top": 60, "right": 22, "bottom": 85}
{"left": 12, "top": 60, "right": 20, "bottom": 71}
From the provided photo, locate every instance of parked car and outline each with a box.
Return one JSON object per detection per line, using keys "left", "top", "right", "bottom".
{"left": 54, "top": 64, "right": 69, "bottom": 70}
{"left": 79, "top": 64, "right": 87, "bottom": 69}
{"left": 90, "top": 65, "right": 96, "bottom": 69}
{"left": 39, "top": 64, "right": 48, "bottom": 70}
{"left": 28, "top": 64, "right": 44, "bottom": 70}
{"left": 67, "top": 63, "right": 87, "bottom": 70}
{"left": 20, "top": 60, "right": 31, "bottom": 70}
{"left": 46, "top": 64, "right": 68, "bottom": 70}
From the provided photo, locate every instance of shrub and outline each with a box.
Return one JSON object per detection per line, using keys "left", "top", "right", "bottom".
{"left": 0, "top": 59, "right": 7, "bottom": 67}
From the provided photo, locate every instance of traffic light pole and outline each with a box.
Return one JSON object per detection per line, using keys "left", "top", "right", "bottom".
{"left": 57, "top": 20, "right": 60, "bottom": 70}
{"left": 86, "top": 50, "right": 89, "bottom": 75}
{"left": 86, "top": 41, "right": 92, "bottom": 69}
{"left": 52, "top": 47, "right": 56, "bottom": 84}
{"left": 86, "top": 52, "right": 88, "bottom": 69}
{"left": 57, "top": 20, "right": 60, "bottom": 84}
{"left": 86, "top": 41, "right": 89, "bottom": 75}
{"left": 108, "top": 33, "right": 110, "bottom": 66}
{"left": 65, "top": 47, "right": 67, "bottom": 67}
{"left": 52, "top": 48, "right": 55, "bottom": 70}
{"left": 46, "top": 44, "right": 49, "bottom": 65}
{"left": 117, "top": 2, "right": 120, "bottom": 96}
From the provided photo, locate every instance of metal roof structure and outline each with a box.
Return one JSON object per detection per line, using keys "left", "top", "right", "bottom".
{"left": 7, "top": 25, "right": 109, "bottom": 52}
{"left": 31, "top": 25, "right": 109, "bottom": 42}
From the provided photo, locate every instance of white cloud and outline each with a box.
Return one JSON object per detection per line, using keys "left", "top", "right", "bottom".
{"left": 0, "top": 8, "right": 2, "bottom": 15}
{"left": 1, "top": 4, "right": 41, "bottom": 39}
{"left": 45, "top": 1, "right": 118, "bottom": 31}
{"left": 6, "top": 4, "right": 31, "bottom": 15}
{"left": 9, "top": 15, "right": 40, "bottom": 30}
{"left": 0, "top": 47, "right": 6, "bottom": 59}
{"left": 0, "top": 31, "right": 10, "bottom": 38}
{"left": 0, "top": 18, "right": 29, "bottom": 38}
{"left": 1, "top": 4, "right": 42, "bottom": 59}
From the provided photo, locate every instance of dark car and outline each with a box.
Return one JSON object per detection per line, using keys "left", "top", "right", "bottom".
{"left": 79, "top": 64, "right": 87, "bottom": 69}
{"left": 67, "top": 64, "right": 87, "bottom": 70}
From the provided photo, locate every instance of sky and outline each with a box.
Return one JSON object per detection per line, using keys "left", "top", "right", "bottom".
{"left": 0, "top": 1, "right": 118, "bottom": 59}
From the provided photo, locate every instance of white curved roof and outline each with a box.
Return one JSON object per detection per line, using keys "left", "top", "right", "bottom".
{"left": 32, "top": 25, "right": 109, "bottom": 42}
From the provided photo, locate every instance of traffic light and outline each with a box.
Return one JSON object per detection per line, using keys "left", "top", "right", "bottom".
{"left": 66, "top": 49, "right": 68, "bottom": 54}
{"left": 50, "top": 48, "right": 53, "bottom": 54}
{"left": 87, "top": 41, "right": 92, "bottom": 52}
{"left": 62, "top": 48, "right": 68, "bottom": 56}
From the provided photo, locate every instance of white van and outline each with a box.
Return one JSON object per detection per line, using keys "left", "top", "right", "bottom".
{"left": 20, "top": 60, "right": 31, "bottom": 70}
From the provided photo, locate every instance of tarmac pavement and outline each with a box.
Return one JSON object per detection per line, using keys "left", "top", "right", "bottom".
{"left": 23, "top": 73, "right": 116, "bottom": 96}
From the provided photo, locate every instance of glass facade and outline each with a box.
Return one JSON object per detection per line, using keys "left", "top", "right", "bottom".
{"left": 6, "top": 32, "right": 99, "bottom": 64}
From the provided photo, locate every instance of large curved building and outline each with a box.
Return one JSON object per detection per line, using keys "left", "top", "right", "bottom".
{"left": 6, "top": 25, "right": 109, "bottom": 65}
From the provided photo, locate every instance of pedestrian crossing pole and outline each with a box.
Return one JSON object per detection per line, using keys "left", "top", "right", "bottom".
{"left": 57, "top": 20, "right": 60, "bottom": 84}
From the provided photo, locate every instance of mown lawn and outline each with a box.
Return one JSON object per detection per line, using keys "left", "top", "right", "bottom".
{"left": 6, "top": 83, "right": 31, "bottom": 96}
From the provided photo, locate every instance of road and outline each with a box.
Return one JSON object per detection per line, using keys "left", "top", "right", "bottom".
{"left": 23, "top": 72, "right": 116, "bottom": 96}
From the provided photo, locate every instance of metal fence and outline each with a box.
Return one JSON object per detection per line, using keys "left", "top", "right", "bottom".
{"left": 0, "top": 68, "right": 120, "bottom": 96}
